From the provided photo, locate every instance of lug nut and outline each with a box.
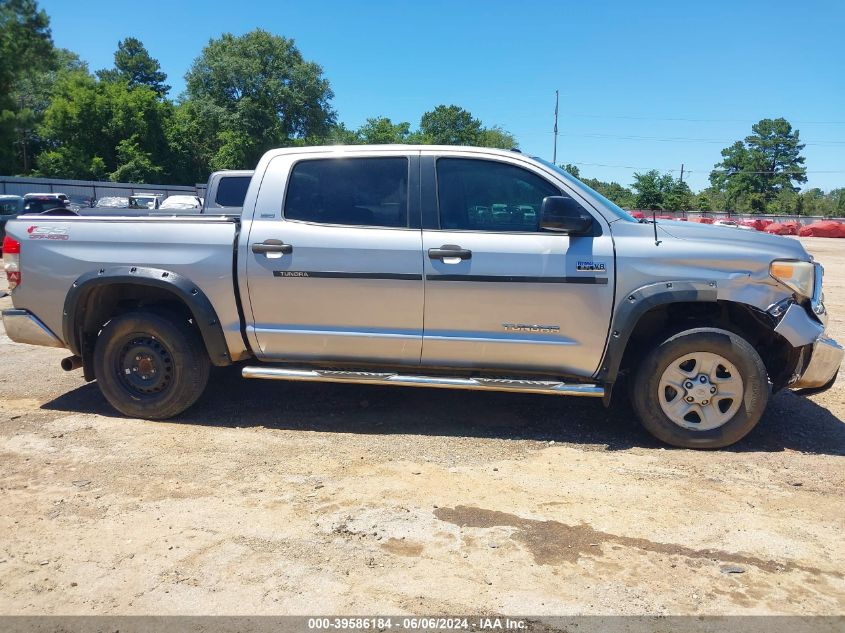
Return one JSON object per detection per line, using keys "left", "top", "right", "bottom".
{"left": 710, "top": 386, "right": 716, "bottom": 394}
{"left": 702, "top": 400, "right": 709, "bottom": 405}
{"left": 686, "top": 396, "right": 695, "bottom": 403}
{"left": 685, "top": 382, "right": 694, "bottom": 389}
{"left": 699, "top": 376, "right": 707, "bottom": 383}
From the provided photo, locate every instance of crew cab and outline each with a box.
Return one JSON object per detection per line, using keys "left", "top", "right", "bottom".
{"left": 2, "top": 146, "right": 841, "bottom": 448}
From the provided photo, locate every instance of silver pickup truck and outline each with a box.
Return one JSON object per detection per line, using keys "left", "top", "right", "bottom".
{"left": 2, "top": 145, "right": 841, "bottom": 448}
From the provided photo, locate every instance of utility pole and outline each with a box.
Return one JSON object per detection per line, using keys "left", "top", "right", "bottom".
{"left": 679, "top": 163, "right": 685, "bottom": 183}
{"left": 553, "top": 90, "right": 559, "bottom": 165}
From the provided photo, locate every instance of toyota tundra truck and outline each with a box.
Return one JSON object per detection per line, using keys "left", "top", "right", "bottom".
{"left": 2, "top": 145, "right": 841, "bottom": 448}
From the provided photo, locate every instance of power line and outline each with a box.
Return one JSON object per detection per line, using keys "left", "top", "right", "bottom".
{"left": 569, "top": 161, "right": 845, "bottom": 174}
{"left": 559, "top": 112, "right": 845, "bottom": 125}
{"left": 549, "top": 132, "right": 845, "bottom": 146}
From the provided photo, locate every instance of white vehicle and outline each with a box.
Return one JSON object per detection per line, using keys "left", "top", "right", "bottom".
{"left": 159, "top": 195, "right": 203, "bottom": 210}
{"left": 129, "top": 194, "right": 164, "bottom": 210}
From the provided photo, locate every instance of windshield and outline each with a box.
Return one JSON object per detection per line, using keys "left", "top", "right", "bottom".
{"left": 96, "top": 197, "right": 129, "bottom": 208}
{"left": 532, "top": 157, "right": 637, "bottom": 222}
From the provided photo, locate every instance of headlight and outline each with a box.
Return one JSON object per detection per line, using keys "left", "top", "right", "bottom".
{"left": 770, "top": 260, "right": 816, "bottom": 298}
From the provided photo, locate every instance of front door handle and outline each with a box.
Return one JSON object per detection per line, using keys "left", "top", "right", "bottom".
{"left": 428, "top": 245, "right": 472, "bottom": 261}
{"left": 252, "top": 239, "right": 293, "bottom": 255}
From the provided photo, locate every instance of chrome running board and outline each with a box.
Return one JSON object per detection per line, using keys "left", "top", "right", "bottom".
{"left": 241, "top": 366, "right": 604, "bottom": 397}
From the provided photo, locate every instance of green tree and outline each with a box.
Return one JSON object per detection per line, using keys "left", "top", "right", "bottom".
{"left": 36, "top": 73, "right": 172, "bottom": 181}
{"left": 109, "top": 135, "right": 164, "bottom": 183}
{"left": 10, "top": 48, "right": 85, "bottom": 173}
{"left": 97, "top": 37, "right": 170, "bottom": 96}
{"left": 560, "top": 163, "right": 580, "bottom": 178}
{"left": 477, "top": 125, "right": 517, "bottom": 149}
{"left": 695, "top": 193, "right": 711, "bottom": 212}
{"left": 825, "top": 189, "right": 845, "bottom": 217}
{"left": 164, "top": 100, "right": 222, "bottom": 184}
{"left": 664, "top": 179, "right": 692, "bottom": 212}
{"left": 581, "top": 177, "right": 635, "bottom": 208}
{"left": 632, "top": 170, "right": 671, "bottom": 209}
{"left": 321, "top": 122, "right": 360, "bottom": 145}
{"left": 710, "top": 118, "right": 807, "bottom": 213}
{"left": 357, "top": 116, "right": 410, "bottom": 144}
{"left": 418, "top": 105, "right": 482, "bottom": 145}
{"left": 184, "top": 29, "right": 335, "bottom": 170}
{"left": 630, "top": 170, "right": 691, "bottom": 211}
{"left": 0, "top": 0, "right": 54, "bottom": 173}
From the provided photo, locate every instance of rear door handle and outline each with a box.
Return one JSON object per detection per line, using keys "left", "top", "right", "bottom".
{"left": 428, "top": 245, "right": 472, "bottom": 261}
{"left": 252, "top": 240, "right": 293, "bottom": 255}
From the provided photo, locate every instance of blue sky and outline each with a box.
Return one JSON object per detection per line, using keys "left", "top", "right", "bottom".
{"left": 42, "top": 0, "right": 845, "bottom": 192}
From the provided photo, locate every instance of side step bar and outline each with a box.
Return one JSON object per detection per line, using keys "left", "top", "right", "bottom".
{"left": 241, "top": 366, "right": 604, "bottom": 398}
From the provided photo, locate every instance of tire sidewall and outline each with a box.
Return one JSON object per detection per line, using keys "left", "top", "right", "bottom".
{"left": 633, "top": 328, "right": 769, "bottom": 448}
{"left": 94, "top": 312, "right": 209, "bottom": 419}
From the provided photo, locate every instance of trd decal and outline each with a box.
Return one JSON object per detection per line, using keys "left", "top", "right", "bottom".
{"left": 26, "top": 225, "right": 69, "bottom": 241}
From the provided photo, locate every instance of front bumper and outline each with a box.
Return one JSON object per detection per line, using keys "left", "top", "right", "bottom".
{"left": 1, "top": 309, "right": 64, "bottom": 348}
{"left": 792, "top": 335, "right": 843, "bottom": 391}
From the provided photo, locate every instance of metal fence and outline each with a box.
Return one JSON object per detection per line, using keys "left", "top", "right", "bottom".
{"left": 628, "top": 210, "right": 845, "bottom": 226}
{"left": 0, "top": 176, "right": 200, "bottom": 200}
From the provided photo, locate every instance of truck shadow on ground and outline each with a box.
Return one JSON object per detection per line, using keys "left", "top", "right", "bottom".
{"left": 42, "top": 365, "right": 845, "bottom": 455}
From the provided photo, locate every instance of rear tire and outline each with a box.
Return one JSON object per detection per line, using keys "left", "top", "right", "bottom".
{"left": 631, "top": 327, "right": 769, "bottom": 448}
{"left": 93, "top": 311, "right": 210, "bottom": 419}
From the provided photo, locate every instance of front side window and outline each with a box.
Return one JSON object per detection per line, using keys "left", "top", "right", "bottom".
{"left": 215, "top": 176, "right": 251, "bottom": 207}
{"left": 436, "top": 158, "right": 564, "bottom": 232}
{"left": 284, "top": 157, "right": 408, "bottom": 228}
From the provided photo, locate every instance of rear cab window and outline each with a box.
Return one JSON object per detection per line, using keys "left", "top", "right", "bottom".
{"left": 215, "top": 176, "right": 251, "bottom": 207}
{"left": 284, "top": 157, "right": 409, "bottom": 228}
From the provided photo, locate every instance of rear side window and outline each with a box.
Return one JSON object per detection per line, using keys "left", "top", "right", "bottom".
{"left": 436, "top": 158, "right": 562, "bottom": 232}
{"left": 215, "top": 176, "right": 251, "bottom": 207}
{"left": 284, "top": 157, "right": 408, "bottom": 228}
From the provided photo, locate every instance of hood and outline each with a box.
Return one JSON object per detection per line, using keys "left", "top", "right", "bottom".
{"left": 652, "top": 219, "right": 811, "bottom": 262}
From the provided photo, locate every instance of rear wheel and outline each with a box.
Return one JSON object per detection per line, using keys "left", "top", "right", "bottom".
{"left": 631, "top": 327, "right": 769, "bottom": 448}
{"left": 93, "top": 311, "right": 210, "bottom": 419}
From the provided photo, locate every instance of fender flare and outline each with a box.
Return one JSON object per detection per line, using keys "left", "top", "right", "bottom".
{"left": 62, "top": 266, "right": 232, "bottom": 367}
{"left": 595, "top": 280, "right": 719, "bottom": 385}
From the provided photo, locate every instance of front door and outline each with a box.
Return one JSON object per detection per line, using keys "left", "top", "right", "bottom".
{"left": 245, "top": 151, "right": 424, "bottom": 365}
{"left": 420, "top": 154, "right": 615, "bottom": 377}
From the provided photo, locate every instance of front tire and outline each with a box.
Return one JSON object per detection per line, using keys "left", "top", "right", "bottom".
{"left": 631, "top": 327, "right": 769, "bottom": 448}
{"left": 93, "top": 311, "right": 210, "bottom": 419}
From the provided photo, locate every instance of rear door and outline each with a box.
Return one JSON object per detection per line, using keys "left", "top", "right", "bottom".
{"left": 420, "top": 152, "right": 615, "bottom": 377}
{"left": 244, "top": 150, "right": 424, "bottom": 365}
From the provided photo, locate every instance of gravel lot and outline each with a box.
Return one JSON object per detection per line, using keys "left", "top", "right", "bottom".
{"left": 1, "top": 237, "right": 843, "bottom": 615}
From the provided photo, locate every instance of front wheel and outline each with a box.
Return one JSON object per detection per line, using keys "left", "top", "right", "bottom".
{"left": 631, "top": 327, "right": 769, "bottom": 448}
{"left": 93, "top": 311, "right": 210, "bottom": 419}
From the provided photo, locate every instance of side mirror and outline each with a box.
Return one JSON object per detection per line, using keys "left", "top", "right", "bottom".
{"left": 539, "top": 196, "right": 594, "bottom": 234}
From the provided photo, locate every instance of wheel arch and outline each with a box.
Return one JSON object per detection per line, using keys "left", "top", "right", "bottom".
{"left": 597, "top": 280, "right": 800, "bottom": 401}
{"left": 62, "top": 266, "right": 232, "bottom": 376}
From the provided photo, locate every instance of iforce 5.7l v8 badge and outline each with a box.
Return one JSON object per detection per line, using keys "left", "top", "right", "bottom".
{"left": 576, "top": 260, "right": 606, "bottom": 272}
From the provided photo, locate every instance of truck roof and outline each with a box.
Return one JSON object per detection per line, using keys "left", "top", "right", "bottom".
{"left": 262, "top": 144, "right": 522, "bottom": 156}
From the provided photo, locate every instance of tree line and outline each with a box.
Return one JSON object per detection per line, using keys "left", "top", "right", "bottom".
{"left": 570, "top": 118, "right": 844, "bottom": 216}
{"left": 1, "top": 0, "right": 842, "bottom": 216}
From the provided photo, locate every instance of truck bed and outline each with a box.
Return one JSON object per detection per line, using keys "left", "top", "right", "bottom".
{"left": 4, "top": 214, "right": 248, "bottom": 361}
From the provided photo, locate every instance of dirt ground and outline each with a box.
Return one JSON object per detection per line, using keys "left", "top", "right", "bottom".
{"left": 0, "top": 237, "right": 843, "bottom": 616}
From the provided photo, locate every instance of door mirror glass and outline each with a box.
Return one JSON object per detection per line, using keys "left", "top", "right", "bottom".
{"left": 540, "top": 196, "right": 593, "bottom": 234}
